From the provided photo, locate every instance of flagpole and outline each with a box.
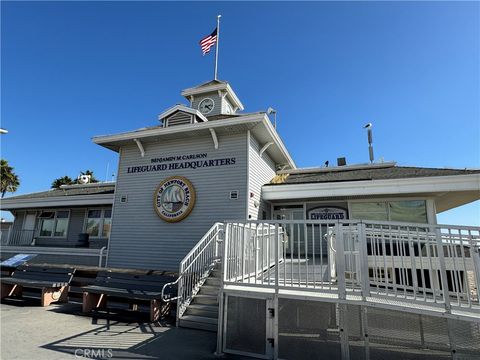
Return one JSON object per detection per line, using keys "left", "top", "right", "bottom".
{"left": 214, "top": 15, "right": 221, "bottom": 80}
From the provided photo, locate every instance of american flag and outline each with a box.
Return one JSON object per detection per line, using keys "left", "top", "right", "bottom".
{"left": 199, "top": 28, "right": 217, "bottom": 55}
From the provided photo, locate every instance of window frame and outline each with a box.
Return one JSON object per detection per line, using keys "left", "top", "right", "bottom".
{"left": 348, "top": 198, "right": 431, "bottom": 224}
{"left": 83, "top": 208, "right": 112, "bottom": 239}
{"left": 37, "top": 210, "right": 71, "bottom": 238}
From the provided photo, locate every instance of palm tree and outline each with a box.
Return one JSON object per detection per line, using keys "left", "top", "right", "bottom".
{"left": 1, "top": 159, "right": 20, "bottom": 198}
{"left": 51, "top": 176, "right": 75, "bottom": 189}
{"left": 78, "top": 170, "right": 99, "bottom": 183}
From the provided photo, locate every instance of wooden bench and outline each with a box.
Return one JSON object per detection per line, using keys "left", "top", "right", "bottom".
{"left": 82, "top": 271, "right": 177, "bottom": 322}
{"left": 1, "top": 266, "right": 75, "bottom": 306}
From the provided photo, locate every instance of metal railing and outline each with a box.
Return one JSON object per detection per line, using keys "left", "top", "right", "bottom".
{"left": 164, "top": 223, "right": 224, "bottom": 322}
{"left": 2, "top": 229, "right": 35, "bottom": 246}
{"left": 222, "top": 220, "right": 480, "bottom": 316}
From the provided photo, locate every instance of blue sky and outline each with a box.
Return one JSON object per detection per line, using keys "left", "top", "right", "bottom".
{"left": 1, "top": 1, "right": 479, "bottom": 225}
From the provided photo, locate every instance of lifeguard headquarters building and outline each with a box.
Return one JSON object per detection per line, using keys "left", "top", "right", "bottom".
{"left": 2, "top": 80, "right": 480, "bottom": 359}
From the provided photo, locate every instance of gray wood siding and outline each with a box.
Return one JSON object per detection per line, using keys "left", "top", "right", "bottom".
{"left": 248, "top": 134, "right": 276, "bottom": 220}
{"left": 107, "top": 133, "right": 248, "bottom": 271}
{"left": 191, "top": 91, "right": 223, "bottom": 117}
{"left": 12, "top": 211, "right": 25, "bottom": 230}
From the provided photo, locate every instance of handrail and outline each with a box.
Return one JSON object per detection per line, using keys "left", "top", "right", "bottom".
{"left": 161, "top": 276, "right": 181, "bottom": 302}
{"left": 162, "top": 223, "right": 224, "bottom": 324}
{"left": 222, "top": 220, "right": 480, "bottom": 316}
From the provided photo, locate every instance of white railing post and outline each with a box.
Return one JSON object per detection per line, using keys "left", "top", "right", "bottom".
{"left": 335, "top": 222, "right": 346, "bottom": 300}
{"left": 216, "top": 222, "right": 229, "bottom": 356}
{"left": 358, "top": 223, "right": 370, "bottom": 300}
{"left": 472, "top": 242, "right": 480, "bottom": 305}
{"left": 434, "top": 227, "right": 451, "bottom": 312}
{"left": 274, "top": 224, "right": 279, "bottom": 290}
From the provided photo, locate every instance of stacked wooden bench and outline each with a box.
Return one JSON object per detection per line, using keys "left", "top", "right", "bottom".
{"left": 82, "top": 271, "right": 177, "bottom": 322}
{"left": 1, "top": 266, "right": 75, "bottom": 306}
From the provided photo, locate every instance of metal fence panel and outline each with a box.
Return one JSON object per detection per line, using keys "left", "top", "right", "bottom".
{"left": 225, "top": 295, "right": 268, "bottom": 358}
{"left": 278, "top": 298, "right": 342, "bottom": 360}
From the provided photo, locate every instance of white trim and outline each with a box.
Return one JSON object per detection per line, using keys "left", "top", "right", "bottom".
{"left": 260, "top": 116, "right": 296, "bottom": 169}
{"left": 60, "top": 182, "right": 115, "bottom": 190}
{"left": 1, "top": 194, "right": 114, "bottom": 210}
{"left": 133, "top": 138, "right": 145, "bottom": 157}
{"left": 93, "top": 113, "right": 296, "bottom": 170}
{"left": 209, "top": 128, "right": 219, "bottom": 150}
{"left": 246, "top": 131, "right": 251, "bottom": 220}
{"left": 157, "top": 104, "right": 208, "bottom": 123}
{"left": 277, "top": 161, "right": 397, "bottom": 175}
{"left": 262, "top": 174, "right": 480, "bottom": 200}
{"left": 259, "top": 142, "right": 274, "bottom": 158}
{"left": 106, "top": 146, "right": 122, "bottom": 267}
{"left": 93, "top": 114, "right": 263, "bottom": 144}
{"left": 426, "top": 198, "right": 437, "bottom": 224}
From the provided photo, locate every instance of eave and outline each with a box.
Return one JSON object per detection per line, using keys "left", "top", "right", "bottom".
{"left": 0, "top": 193, "right": 114, "bottom": 210}
{"left": 262, "top": 174, "right": 480, "bottom": 212}
{"left": 92, "top": 114, "right": 296, "bottom": 169}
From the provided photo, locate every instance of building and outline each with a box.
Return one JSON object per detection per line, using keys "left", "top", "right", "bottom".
{"left": 2, "top": 79, "right": 478, "bottom": 269}
{"left": 1, "top": 79, "right": 480, "bottom": 359}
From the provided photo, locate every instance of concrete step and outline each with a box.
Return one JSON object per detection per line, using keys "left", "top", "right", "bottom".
{"left": 185, "top": 304, "right": 219, "bottom": 319}
{"left": 178, "top": 315, "right": 218, "bottom": 332}
{"left": 198, "top": 285, "right": 220, "bottom": 296}
{"left": 210, "top": 269, "right": 222, "bottom": 278}
{"left": 205, "top": 277, "right": 221, "bottom": 286}
{"left": 192, "top": 294, "right": 218, "bottom": 306}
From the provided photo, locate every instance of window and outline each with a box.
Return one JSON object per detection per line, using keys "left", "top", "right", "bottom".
{"left": 39, "top": 210, "right": 70, "bottom": 237}
{"left": 351, "top": 202, "right": 388, "bottom": 221}
{"left": 351, "top": 200, "right": 428, "bottom": 224}
{"left": 54, "top": 211, "right": 69, "bottom": 237}
{"left": 102, "top": 209, "right": 112, "bottom": 238}
{"left": 389, "top": 200, "right": 427, "bottom": 223}
{"left": 86, "top": 209, "right": 112, "bottom": 238}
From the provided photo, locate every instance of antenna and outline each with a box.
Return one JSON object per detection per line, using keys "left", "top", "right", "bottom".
{"left": 363, "top": 123, "right": 374, "bottom": 163}
{"left": 105, "top": 163, "right": 110, "bottom": 182}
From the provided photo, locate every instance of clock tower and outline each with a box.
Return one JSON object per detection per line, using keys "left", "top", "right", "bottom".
{"left": 181, "top": 80, "right": 244, "bottom": 119}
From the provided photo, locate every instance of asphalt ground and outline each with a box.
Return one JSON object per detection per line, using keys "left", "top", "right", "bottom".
{"left": 0, "top": 298, "right": 248, "bottom": 360}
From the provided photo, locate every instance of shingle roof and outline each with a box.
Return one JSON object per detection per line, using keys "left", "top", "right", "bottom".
{"left": 2, "top": 183, "right": 115, "bottom": 200}
{"left": 270, "top": 166, "right": 480, "bottom": 185}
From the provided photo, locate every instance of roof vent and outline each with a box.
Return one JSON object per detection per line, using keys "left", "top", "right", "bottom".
{"left": 337, "top": 157, "right": 347, "bottom": 166}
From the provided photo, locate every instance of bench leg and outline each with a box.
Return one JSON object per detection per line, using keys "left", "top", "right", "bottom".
{"left": 150, "top": 300, "right": 170, "bottom": 322}
{"left": 41, "top": 287, "right": 68, "bottom": 307}
{"left": 82, "top": 293, "right": 107, "bottom": 313}
{"left": 1, "top": 283, "right": 23, "bottom": 300}
{"left": 129, "top": 303, "right": 138, "bottom": 311}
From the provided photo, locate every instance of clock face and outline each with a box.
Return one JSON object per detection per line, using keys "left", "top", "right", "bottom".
{"left": 198, "top": 98, "right": 215, "bottom": 114}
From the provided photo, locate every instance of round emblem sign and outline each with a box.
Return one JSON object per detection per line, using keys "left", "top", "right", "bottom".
{"left": 154, "top": 176, "right": 196, "bottom": 222}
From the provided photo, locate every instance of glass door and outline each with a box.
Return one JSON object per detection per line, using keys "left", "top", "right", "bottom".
{"left": 273, "top": 206, "right": 305, "bottom": 256}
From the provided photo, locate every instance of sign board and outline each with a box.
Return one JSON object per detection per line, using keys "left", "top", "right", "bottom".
{"left": 154, "top": 176, "right": 196, "bottom": 223}
{"left": 1, "top": 254, "right": 37, "bottom": 268}
{"left": 127, "top": 152, "right": 236, "bottom": 174}
{"left": 308, "top": 207, "right": 348, "bottom": 220}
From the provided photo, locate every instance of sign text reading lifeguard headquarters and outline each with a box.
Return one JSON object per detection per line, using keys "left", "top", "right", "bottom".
{"left": 126, "top": 153, "right": 236, "bottom": 174}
